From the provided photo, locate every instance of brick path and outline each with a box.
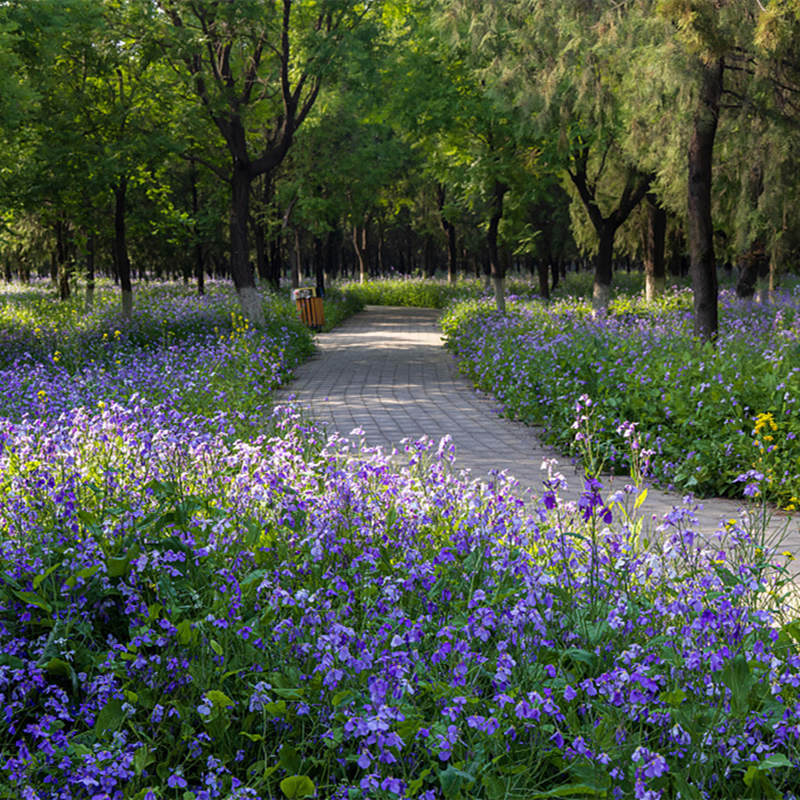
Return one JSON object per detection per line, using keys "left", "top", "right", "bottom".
{"left": 277, "top": 306, "right": 799, "bottom": 557}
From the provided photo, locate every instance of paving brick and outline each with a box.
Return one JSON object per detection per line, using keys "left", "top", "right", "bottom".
{"left": 276, "top": 305, "right": 799, "bottom": 559}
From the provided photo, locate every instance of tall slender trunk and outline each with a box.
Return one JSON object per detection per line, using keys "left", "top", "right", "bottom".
{"left": 488, "top": 180, "right": 509, "bottom": 313}
{"left": 593, "top": 224, "right": 615, "bottom": 312}
{"left": 85, "top": 233, "right": 96, "bottom": 310}
{"left": 190, "top": 163, "right": 205, "bottom": 296}
{"left": 643, "top": 194, "right": 666, "bottom": 302}
{"left": 113, "top": 178, "right": 133, "bottom": 318}
{"left": 687, "top": 57, "right": 723, "bottom": 341}
{"left": 537, "top": 258, "right": 550, "bottom": 300}
{"left": 353, "top": 225, "right": 366, "bottom": 284}
{"left": 292, "top": 228, "right": 302, "bottom": 289}
{"left": 55, "top": 217, "right": 71, "bottom": 301}
{"left": 230, "top": 163, "right": 263, "bottom": 324}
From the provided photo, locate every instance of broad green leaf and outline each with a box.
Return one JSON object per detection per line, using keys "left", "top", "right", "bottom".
{"left": 529, "top": 784, "right": 608, "bottom": 798}
{"left": 279, "top": 746, "right": 301, "bottom": 773}
{"left": 13, "top": 590, "right": 51, "bottom": 613}
{"left": 33, "top": 563, "right": 59, "bottom": 589}
{"left": 659, "top": 688, "right": 687, "bottom": 707}
{"left": 279, "top": 775, "right": 315, "bottom": 799}
{"left": 133, "top": 746, "right": 154, "bottom": 776}
{"left": 94, "top": 697, "right": 125, "bottom": 736}
{"left": 205, "top": 690, "right": 235, "bottom": 708}
{"left": 758, "top": 753, "right": 794, "bottom": 770}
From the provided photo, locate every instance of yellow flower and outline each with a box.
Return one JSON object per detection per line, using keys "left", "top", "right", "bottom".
{"left": 52, "top": 351, "right": 61, "bottom": 363}
{"left": 114, "top": 329, "right": 121, "bottom": 339}
{"left": 754, "top": 411, "right": 778, "bottom": 434}
{"left": 37, "top": 390, "right": 47, "bottom": 401}
{"left": 97, "top": 400, "right": 106, "bottom": 410}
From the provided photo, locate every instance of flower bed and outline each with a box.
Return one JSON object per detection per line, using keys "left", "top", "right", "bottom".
{"left": 2, "top": 280, "right": 800, "bottom": 799}
{"left": 1, "top": 404, "right": 799, "bottom": 798}
{"left": 441, "top": 289, "right": 800, "bottom": 505}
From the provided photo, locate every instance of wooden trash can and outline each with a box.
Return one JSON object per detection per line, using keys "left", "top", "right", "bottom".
{"left": 293, "top": 288, "right": 325, "bottom": 331}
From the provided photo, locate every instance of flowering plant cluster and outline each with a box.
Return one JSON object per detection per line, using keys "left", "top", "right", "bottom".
{"left": 3, "top": 400, "right": 800, "bottom": 799}
{"left": 2, "top": 280, "right": 800, "bottom": 799}
{"left": 441, "top": 287, "right": 800, "bottom": 503}
{"left": 0, "top": 281, "right": 322, "bottom": 436}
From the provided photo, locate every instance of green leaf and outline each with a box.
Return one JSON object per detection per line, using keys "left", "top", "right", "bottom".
{"left": 529, "top": 784, "right": 608, "bottom": 798}
{"left": 481, "top": 774, "right": 506, "bottom": 799}
{"left": 273, "top": 687, "right": 304, "bottom": 700}
{"left": 279, "top": 775, "right": 315, "bottom": 799}
{"left": 133, "top": 746, "right": 154, "bottom": 776}
{"left": 94, "top": 697, "right": 125, "bottom": 736}
{"left": 758, "top": 753, "right": 794, "bottom": 770}
{"left": 13, "top": 590, "right": 52, "bottom": 613}
{"left": 721, "top": 654, "right": 754, "bottom": 714}
{"left": 106, "top": 544, "right": 140, "bottom": 578}
{"left": 210, "top": 639, "right": 223, "bottom": 656}
{"left": 205, "top": 690, "right": 235, "bottom": 708}
{"left": 279, "top": 746, "right": 301, "bottom": 773}
{"left": 659, "top": 688, "right": 687, "bottom": 707}
{"left": 45, "top": 657, "right": 73, "bottom": 677}
{"left": 33, "top": 563, "right": 60, "bottom": 589}
{"left": 438, "top": 766, "right": 475, "bottom": 798}
{"left": 176, "top": 619, "right": 193, "bottom": 645}
{"left": 633, "top": 488, "right": 648, "bottom": 510}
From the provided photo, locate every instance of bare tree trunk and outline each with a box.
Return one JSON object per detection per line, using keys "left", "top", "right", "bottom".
{"left": 643, "top": 194, "right": 666, "bottom": 302}
{"left": 353, "top": 225, "right": 366, "bottom": 284}
{"left": 230, "top": 164, "right": 264, "bottom": 324}
{"left": 687, "top": 57, "right": 723, "bottom": 341}
{"left": 190, "top": 164, "right": 205, "bottom": 296}
{"left": 292, "top": 228, "right": 302, "bottom": 289}
{"left": 488, "top": 180, "right": 508, "bottom": 313}
{"left": 85, "top": 232, "right": 96, "bottom": 310}
{"left": 113, "top": 178, "right": 133, "bottom": 318}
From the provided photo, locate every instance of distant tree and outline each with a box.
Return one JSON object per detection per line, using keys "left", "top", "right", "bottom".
{"left": 144, "top": 0, "right": 379, "bottom": 323}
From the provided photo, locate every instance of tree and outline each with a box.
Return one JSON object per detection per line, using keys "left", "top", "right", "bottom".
{"left": 147, "top": 0, "right": 378, "bottom": 323}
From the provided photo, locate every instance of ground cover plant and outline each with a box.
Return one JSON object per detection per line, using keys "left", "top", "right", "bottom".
{"left": 441, "top": 286, "right": 800, "bottom": 505}
{"left": 338, "top": 276, "right": 544, "bottom": 309}
{"left": 4, "top": 279, "right": 800, "bottom": 799}
{"left": 4, "top": 399, "right": 800, "bottom": 799}
{"left": 0, "top": 280, "right": 360, "bottom": 436}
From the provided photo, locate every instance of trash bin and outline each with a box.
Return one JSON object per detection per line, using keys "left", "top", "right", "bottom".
{"left": 292, "top": 287, "right": 324, "bottom": 331}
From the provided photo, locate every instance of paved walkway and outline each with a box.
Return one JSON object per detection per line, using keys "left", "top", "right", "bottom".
{"left": 277, "top": 306, "right": 800, "bottom": 558}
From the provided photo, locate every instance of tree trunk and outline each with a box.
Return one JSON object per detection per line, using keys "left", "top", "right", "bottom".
{"left": 190, "top": 165, "right": 205, "bottom": 296}
{"left": 85, "top": 233, "right": 96, "bottom": 310}
{"left": 687, "top": 57, "right": 723, "bottom": 341}
{"left": 643, "top": 194, "right": 666, "bottom": 302}
{"left": 314, "top": 236, "right": 326, "bottom": 297}
{"left": 536, "top": 258, "right": 550, "bottom": 300}
{"left": 488, "top": 180, "right": 509, "bottom": 313}
{"left": 113, "top": 178, "right": 133, "bottom": 318}
{"left": 291, "top": 228, "right": 302, "bottom": 289}
{"left": 55, "top": 218, "right": 71, "bottom": 301}
{"left": 593, "top": 224, "right": 615, "bottom": 312}
{"left": 230, "top": 163, "right": 263, "bottom": 325}
{"left": 353, "top": 225, "right": 366, "bottom": 284}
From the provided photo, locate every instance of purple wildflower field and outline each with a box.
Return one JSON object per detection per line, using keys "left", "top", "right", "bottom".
{"left": 442, "top": 287, "right": 800, "bottom": 506}
{"left": 2, "top": 281, "right": 800, "bottom": 799}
